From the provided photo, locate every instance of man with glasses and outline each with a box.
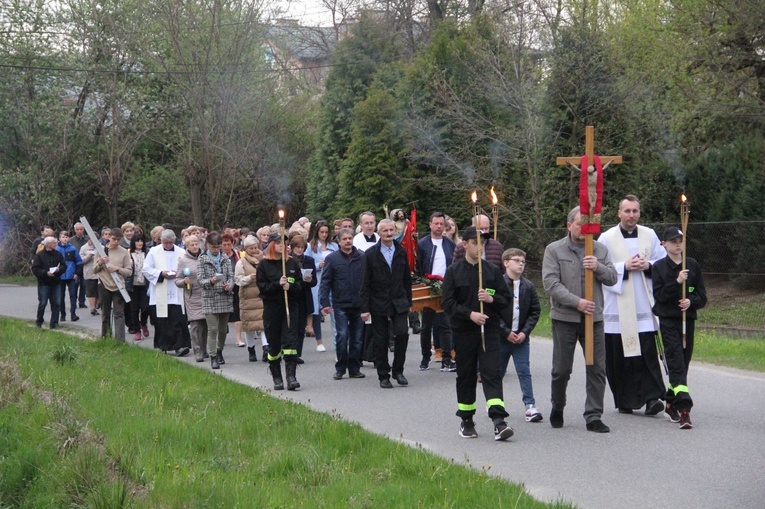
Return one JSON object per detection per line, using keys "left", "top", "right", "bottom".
{"left": 499, "top": 249, "right": 542, "bottom": 423}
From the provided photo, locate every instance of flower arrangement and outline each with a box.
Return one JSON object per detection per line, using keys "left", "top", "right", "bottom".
{"left": 418, "top": 273, "right": 444, "bottom": 296}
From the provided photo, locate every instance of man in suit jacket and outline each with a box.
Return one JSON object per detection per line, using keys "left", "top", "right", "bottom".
{"left": 360, "top": 219, "right": 413, "bottom": 389}
{"left": 498, "top": 248, "right": 543, "bottom": 422}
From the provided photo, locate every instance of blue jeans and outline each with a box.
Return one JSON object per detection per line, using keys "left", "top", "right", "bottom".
{"left": 37, "top": 284, "right": 61, "bottom": 327}
{"left": 59, "top": 279, "right": 79, "bottom": 317}
{"left": 334, "top": 307, "right": 364, "bottom": 374}
{"left": 499, "top": 338, "right": 535, "bottom": 407}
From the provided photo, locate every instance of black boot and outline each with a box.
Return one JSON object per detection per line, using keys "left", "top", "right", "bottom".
{"left": 211, "top": 354, "right": 220, "bottom": 370}
{"left": 262, "top": 346, "right": 268, "bottom": 363}
{"left": 285, "top": 360, "right": 300, "bottom": 391}
{"left": 247, "top": 346, "right": 258, "bottom": 362}
{"left": 216, "top": 349, "right": 225, "bottom": 365}
{"left": 269, "top": 362, "right": 284, "bottom": 390}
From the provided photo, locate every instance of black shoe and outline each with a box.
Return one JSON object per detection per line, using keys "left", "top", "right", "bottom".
{"left": 550, "top": 408, "right": 564, "bottom": 428}
{"left": 586, "top": 420, "right": 610, "bottom": 433}
{"left": 248, "top": 346, "right": 258, "bottom": 362}
{"left": 296, "top": 357, "right": 305, "bottom": 365}
{"left": 79, "top": 303, "right": 88, "bottom": 309}
{"left": 348, "top": 371, "right": 365, "bottom": 379}
{"left": 262, "top": 346, "right": 269, "bottom": 362}
{"left": 419, "top": 357, "right": 430, "bottom": 371}
{"left": 60, "top": 315, "right": 66, "bottom": 322}
{"left": 380, "top": 379, "right": 393, "bottom": 389}
{"left": 494, "top": 421, "right": 514, "bottom": 441}
{"left": 333, "top": 371, "right": 344, "bottom": 380}
{"left": 394, "top": 374, "right": 408, "bottom": 386}
{"left": 645, "top": 399, "right": 664, "bottom": 416}
{"left": 176, "top": 347, "right": 190, "bottom": 357}
{"left": 411, "top": 326, "right": 422, "bottom": 334}
{"left": 216, "top": 350, "right": 225, "bottom": 365}
{"left": 459, "top": 419, "right": 478, "bottom": 438}
{"left": 440, "top": 359, "right": 457, "bottom": 372}
{"left": 36, "top": 322, "right": 43, "bottom": 328}
{"left": 211, "top": 356, "right": 220, "bottom": 370}
{"left": 195, "top": 357, "right": 204, "bottom": 363}
{"left": 618, "top": 408, "right": 633, "bottom": 414}
{"left": 71, "top": 314, "right": 79, "bottom": 322}
{"left": 679, "top": 410, "right": 693, "bottom": 429}
{"left": 203, "top": 351, "right": 210, "bottom": 359}
{"left": 665, "top": 402, "right": 681, "bottom": 423}
{"left": 91, "top": 309, "right": 98, "bottom": 315}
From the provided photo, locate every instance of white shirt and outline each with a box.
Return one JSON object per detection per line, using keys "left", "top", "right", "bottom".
{"left": 430, "top": 238, "right": 446, "bottom": 277}
{"left": 512, "top": 279, "right": 520, "bottom": 331}
{"left": 353, "top": 232, "right": 379, "bottom": 252}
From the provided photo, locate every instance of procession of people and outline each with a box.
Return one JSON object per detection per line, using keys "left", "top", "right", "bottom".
{"left": 31, "top": 193, "right": 706, "bottom": 439}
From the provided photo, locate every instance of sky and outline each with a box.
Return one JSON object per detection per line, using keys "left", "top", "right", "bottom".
{"left": 276, "top": 0, "right": 337, "bottom": 26}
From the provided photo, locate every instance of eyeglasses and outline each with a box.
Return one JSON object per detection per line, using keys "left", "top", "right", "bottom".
{"left": 508, "top": 258, "right": 526, "bottom": 264}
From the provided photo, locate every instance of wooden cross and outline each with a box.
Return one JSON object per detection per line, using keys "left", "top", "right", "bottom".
{"left": 556, "top": 125, "right": 622, "bottom": 365}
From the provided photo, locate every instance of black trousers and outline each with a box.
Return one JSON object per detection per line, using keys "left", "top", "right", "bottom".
{"left": 659, "top": 317, "right": 695, "bottom": 410}
{"left": 371, "top": 312, "right": 408, "bottom": 380}
{"left": 420, "top": 309, "right": 452, "bottom": 359}
{"left": 263, "top": 300, "right": 299, "bottom": 362}
{"left": 453, "top": 324, "right": 508, "bottom": 421}
{"left": 605, "top": 331, "right": 666, "bottom": 410}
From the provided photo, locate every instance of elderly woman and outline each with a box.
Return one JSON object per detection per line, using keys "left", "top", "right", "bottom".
{"left": 197, "top": 231, "right": 234, "bottom": 370}
{"left": 175, "top": 235, "right": 208, "bottom": 362}
{"left": 235, "top": 235, "right": 266, "bottom": 362}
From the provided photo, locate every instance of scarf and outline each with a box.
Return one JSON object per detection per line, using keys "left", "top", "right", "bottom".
{"left": 206, "top": 250, "right": 222, "bottom": 272}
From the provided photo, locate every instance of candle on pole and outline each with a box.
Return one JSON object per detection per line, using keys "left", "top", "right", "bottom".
{"left": 471, "top": 190, "right": 486, "bottom": 352}
{"left": 278, "top": 209, "right": 291, "bottom": 326}
{"left": 490, "top": 186, "right": 499, "bottom": 241}
{"left": 680, "top": 194, "right": 690, "bottom": 348}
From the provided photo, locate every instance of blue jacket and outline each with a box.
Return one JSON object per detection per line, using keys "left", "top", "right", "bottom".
{"left": 56, "top": 243, "right": 83, "bottom": 280}
{"left": 417, "top": 235, "right": 456, "bottom": 277}
{"left": 319, "top": 247, "right": 364, "bottom": 309}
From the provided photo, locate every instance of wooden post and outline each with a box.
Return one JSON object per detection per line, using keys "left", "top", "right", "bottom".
{"left": 556, "top": 126, "right": 622, "bottom": 365}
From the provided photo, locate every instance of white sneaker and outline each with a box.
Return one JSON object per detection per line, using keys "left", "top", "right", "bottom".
{"left": 525, "top": 404, "right": 543, "bottom": 422}
{"left": 316, "top": 344, "right": 326, "bottom": 352}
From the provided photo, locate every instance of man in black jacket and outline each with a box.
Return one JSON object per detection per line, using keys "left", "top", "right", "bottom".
{"left": 31, "top": 236, "right": 66, "bottom": 329}
{"left": 442, "top": 227, "right": 515, "bottom": 441}
{"left": 360, "top": 219, "right": 412, "bottom": 389}
{"left": 321, "top": 229, "right": 366, "bottom": 380}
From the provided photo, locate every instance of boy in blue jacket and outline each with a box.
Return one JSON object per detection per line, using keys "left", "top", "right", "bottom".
{"left": 56, "top": 230, "right": 83, "bottom": 322}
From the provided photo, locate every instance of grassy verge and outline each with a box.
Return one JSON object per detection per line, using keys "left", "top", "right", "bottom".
{"left": 0, "top": 275, "right": 36, "bottom": 286}
{"left": 0, "top": 318, "right": 571, "bottom": 509}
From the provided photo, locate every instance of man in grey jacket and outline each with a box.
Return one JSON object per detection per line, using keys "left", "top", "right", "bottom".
{"left": 542, "top": 206, "right": 618, "bottom": 433}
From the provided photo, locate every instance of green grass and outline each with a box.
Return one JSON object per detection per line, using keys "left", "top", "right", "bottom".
{"left": 0, "top": 318, "right": 571, "bottom": 509}
{"left": 0, "top": 275, "right": 35, "bottom": 286}
{"left": 692, "top": 329, "right": 765, "bottom": 372}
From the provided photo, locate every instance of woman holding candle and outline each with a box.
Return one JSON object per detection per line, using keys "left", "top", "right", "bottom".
{"left": 176, "top": 235, "right": 209, "bottom": 362}
{"left": 257, "top": 232, "right": 304, "bottom": 390}
{"left": 235, "top": 235, "right": 266, "bottom": 362}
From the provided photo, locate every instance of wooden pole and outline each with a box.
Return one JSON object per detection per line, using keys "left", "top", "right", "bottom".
{"left": 680, "top": 196, "right": 690, "bottom": 348}
{"left": 471, "top": 191, "right": 486, "bottom": 352}
{"left": 555, "top": 126, "right": 623, "bottom": 365}
{"left": 279, "top": 210, "right": 290, "bottom": 327}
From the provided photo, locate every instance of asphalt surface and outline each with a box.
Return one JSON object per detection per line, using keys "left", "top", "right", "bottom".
{"left": 2, "top": 283, "right": 764, "bottom": 508}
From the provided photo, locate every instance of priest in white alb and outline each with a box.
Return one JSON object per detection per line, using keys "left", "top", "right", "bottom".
{"left": 143, "top": 229, "right": 191, "bottom": 356}
{"left": 598, "top": 195, "right": 666, "bottom": 415}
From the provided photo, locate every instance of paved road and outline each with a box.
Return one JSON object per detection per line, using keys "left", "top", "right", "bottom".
{"left": 3, "top": 284, "right": 764, "bottom": 508}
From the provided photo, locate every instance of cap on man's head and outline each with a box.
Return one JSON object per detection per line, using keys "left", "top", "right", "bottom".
{"left": 462, "top": 226, "right": 490, "bottom": 241}
{"left": 663, "top": 226, "right": 683, "bottom": 241}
